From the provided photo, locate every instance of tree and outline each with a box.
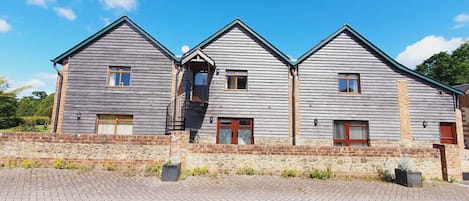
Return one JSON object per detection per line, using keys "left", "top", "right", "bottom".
{"left": 32, "top": 91, "right": 47, "bottom": 99}
{"left": 35, "top": 93, "right": 54, "bottom": 117}
{"left": 415, "top": 42, "right": 469, "bottom": 85}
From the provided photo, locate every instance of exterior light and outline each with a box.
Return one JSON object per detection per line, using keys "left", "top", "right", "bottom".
{"left": 210, "top": 116, "right": 214, "bottom": 124}
{"left": 216, "top": 68, "right": 220, "bottom": 75}
{"left": 314, "top": 118, "right": 318, "bottom": 126}
{"left": 422, "top": 120, "right": 427, "bottom": 128}
{"left": 77, "top": 112, "right": 81, "bottom": 120}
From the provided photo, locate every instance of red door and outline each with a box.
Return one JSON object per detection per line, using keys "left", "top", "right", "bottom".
{"left": 439, "top": 122, "right": 456, "bottom": 144}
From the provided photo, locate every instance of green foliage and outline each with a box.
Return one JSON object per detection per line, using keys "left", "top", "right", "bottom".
{"left": 415, "top": 42, "right": 469, "bottom": 85}
{"left": 191, "top": 166, "right": 209, "bottom": 176}
{"left": 20, "top": 160, "right": 41, "bottom": 169}
{"left": 0, "top": 96, "right": 18, "bottom": 117}
{"left": 281, "top": 169, "right": 299, "bottom": 177}
{"left": 0, "top": 117, "right": 24, "bottom": 129}
{"left": 35, "top": 93, "right": 54, "bottom": 117}
{"left": 144, "top": 163, "right": 162, "bottom": 174}
{"left": 237, "top": 166, "right": 256, "bottom": 175}
{"left": 103, "top": 161, "right": 116, "bottom": 171}
{"left": 378, "top": 169, "right": 395, "bottom": 182}
{"left": 7, "top": 160, "right": 18, "bottom": 168}
{"left": 53, "top": 159, "right": 78, "bottom": 169}
{"left": 310, "top": 168, "right": 332, "bottom": 180}
{"left": 16, "top": 97, "right": 40, "bottom": 117}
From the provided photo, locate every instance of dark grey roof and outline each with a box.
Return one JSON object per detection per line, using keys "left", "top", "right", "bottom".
{"left": 453, "top": 84, "right": 469, "bottom": 94}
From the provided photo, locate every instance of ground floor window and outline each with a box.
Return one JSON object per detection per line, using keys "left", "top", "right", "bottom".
{"left": 439, "top": 122, "right": 456, "bottom": 144}
{"left": 96, "top": 114, "right": 133, "bottom": 135}
{"left": 217, "top": 118, "right": 253, "bottom": 144}
{"left": 333, "top": 120, "right": 369, "bottom": 146}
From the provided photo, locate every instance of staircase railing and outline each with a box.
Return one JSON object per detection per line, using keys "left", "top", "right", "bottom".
{"left": 165, "top": 97, "right": 186, "bottom": 134}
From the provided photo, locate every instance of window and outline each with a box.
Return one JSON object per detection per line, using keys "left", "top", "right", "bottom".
{"left": 217, "top": 118, "right": 253, "bottom": 144}
{"left": 108, "top": 67, "right": 131, "bottom": 87}
{"left": 96, "top": 115, "right": 133, "bottom": 135}
{"left": 333, "top": 120, "right": 369, "bottom": 146}
{"left": 226, "top": 70, "right": 247, "bottom": 90}
{"left": 338, "top": 73, "right": 360, "bottom": 93}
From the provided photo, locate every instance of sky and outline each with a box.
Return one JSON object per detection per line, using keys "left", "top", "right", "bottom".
{"left": 1, "top": 0, "right": 469, "bottom": 97}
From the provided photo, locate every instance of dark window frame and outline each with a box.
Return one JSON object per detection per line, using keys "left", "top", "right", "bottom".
{"left": 216, "top": 118, "right": 254, "bottom": 144}
{"left": 333, "top": 120, "right": 369, "bottom": 146}
{"left": 338, "top": 73, "right": 360, "bottom": 94}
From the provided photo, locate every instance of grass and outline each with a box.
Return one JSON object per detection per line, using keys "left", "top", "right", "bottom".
{"left": 0, "top": 125, "right": 51, "bottom": 132}
{"left": 310, "top": 168, "right": 332, "bottom": 180}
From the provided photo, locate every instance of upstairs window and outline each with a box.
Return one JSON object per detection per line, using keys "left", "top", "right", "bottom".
{"left": 96, "top": 114, "right": 133, "bottom": 135}
{"left": 226, "top": 70, "right": 248, "bottom": 90}
{"left": 333, "top": 120, "right": 369, "bottom": 147}
{"left": 338, "top": 73, "right": 360, "bottom": 93}
{"left": 108, "top": 67, "right": 131, "bottom": 87}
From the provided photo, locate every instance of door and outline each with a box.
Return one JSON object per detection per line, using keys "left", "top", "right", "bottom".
{"left": 192, "top": 71, "right": 208, "bottom": 101}
{"left": 439, "top": 122, "right": 456, "bottom": 144}
{"left": 217, "top": 118, "right": 253, "bottom": 144}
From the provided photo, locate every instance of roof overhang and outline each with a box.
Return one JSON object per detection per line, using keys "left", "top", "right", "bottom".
{"left": 181, "top": 49, "right": 215, "bottom": 66}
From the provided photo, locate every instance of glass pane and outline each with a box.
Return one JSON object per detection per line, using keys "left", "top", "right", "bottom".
{"left": 194, "top": 72, "right": 208, "bottom": 85}
{"left": 109, "top": 72, "right": 118, "bottom": 86}
{"left": 236, "top": 71, "right": 248, "bottom": 76}
{"left": 350, "top": 142, "right": 367, "bottom": 147}
{"left": 98, "top": 115, "right": 115, "bottom": 120}
{"left": 219, "top": 128, "right": 232, "bottom": 144}
{"left": 117, "top": 115, "right": 133, "bottom": 120}
{"left": 239, "top": 119, "right": 251, "bottom": 125}
{"left": 220, "top": 119, "right": 231, "bottom": 125}
{"left": 348, "top": 74, "right": 358, "bottom": 78}
{"left": 238, "top": 128, "right": 252, "bottom": 144}
{"left": 98, "top": 122, "right": 115, "bottom": 134}
{"left": 334, "top": 121, "right": 345, "bottom": 139}
{"left": 349, "top": 80, "right": 358, "bottom": 92}
{"left": 111, "top": 67, "right": 120, "bottom": 71}
{"left": 121, "top": 73, "right": 130, "bottom": 86}
{"left": 237, "top": 76, "right": 247, "bottom": 89}
{"left": 122, "top": 67, "right": 131, "bottom": 71}
{"left": 350, "top": 127, "right": 367, "bottom": 139}
{"left": 338, "top": 79, "right": 347, "bottom": 92}
{"left": 116, "top": 123, "right": 132, "bottom": 135}
{"left": 227, "top": 76, "right": 236, "bottom": 89}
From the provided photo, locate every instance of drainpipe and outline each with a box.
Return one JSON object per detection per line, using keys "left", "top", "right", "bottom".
{"left": 173, "top": 62, "right": 181, "bottom": 127}
{"left": 291, "top": 66, "right": 297, "bottom": 146}
{"left": 52, "top": 62, "right": 63, "bottom": 133}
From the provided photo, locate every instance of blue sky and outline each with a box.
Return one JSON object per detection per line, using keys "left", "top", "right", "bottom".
{"left": 1, "top": 0, "right": 469, "bottom": 96}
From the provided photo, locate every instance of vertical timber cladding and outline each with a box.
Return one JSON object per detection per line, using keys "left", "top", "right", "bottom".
{"left": 60, "top": 22, "right": 173, "bottom": 134}
{"left": 195, "top": 24, "right": 291, "bottom": 141}
{"left": 298, "top": 30, "right": 456, "bottom": 143}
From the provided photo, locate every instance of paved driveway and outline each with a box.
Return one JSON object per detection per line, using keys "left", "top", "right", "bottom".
{"left": 0, "top": 168, "right": 468, "bottom": 201}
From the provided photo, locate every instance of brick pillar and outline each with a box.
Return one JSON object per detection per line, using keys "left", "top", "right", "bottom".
{"left": 50, "top": 74, "right": 61, "bottom": 133}
{"left": 56, "top": 63, "right": 69, "bottom": 134}
{"left": 456, "top": 109, "right": 464, "bottom": 150}
{"left": 397, "top": 80, "right": 412, "bottom": 146}
{"left": 170, "top": 130, "right": 189, "bottom": 169}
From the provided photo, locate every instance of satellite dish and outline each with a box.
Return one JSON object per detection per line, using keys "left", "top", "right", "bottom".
{"left": 181, "top": 45, "right": 190, "bottom": 53}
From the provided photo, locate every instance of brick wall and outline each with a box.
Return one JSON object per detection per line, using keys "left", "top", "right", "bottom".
{"left": 461, "top": 95, "right": 469, "bottom": 149}
{"left": 187, "top": 144, "right": 442, "bottom": 178}
{"left": 0, "top": 132, "right": 170, "bottom": 169}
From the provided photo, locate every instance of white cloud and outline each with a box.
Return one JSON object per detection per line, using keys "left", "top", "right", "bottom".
{"left": 0, "top": 19, "right": 11, "bottom": 33}
{"left": 37, "top": 73, "right": 57, "bottom": 81}
{"left": 453, "top": 13, "right": 469, "bottom": 29}
{"left": 101, "top": 0, "right": 138, "bottom": 11}
{"left": 26, "top": 0, "right": 48, "bottom": 8}
{"left": 10, "top": 78, "right": 48, "bottom": 97}
{"left": 396, "top": 35, "right": 464, "bottom": 68}
{"left": 54, "top": 7, "right": 77, "bottom": 21}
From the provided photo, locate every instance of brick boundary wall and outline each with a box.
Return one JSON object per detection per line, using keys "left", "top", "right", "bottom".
{"left": 0, "top": 132, "right": 171, "bottom": 170}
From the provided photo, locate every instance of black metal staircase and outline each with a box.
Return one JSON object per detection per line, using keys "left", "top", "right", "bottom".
{"left": 165, "top": 97, "right": 186, "bottom": 134}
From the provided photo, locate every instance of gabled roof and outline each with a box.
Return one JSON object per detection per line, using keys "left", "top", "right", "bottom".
{"left": 182, "top": 18, "right": 293, "bottom": 66}
{"left": 181, "top": 49, "right": 215, "bottom": 66}
{"left": 453, "top": 84, "right": 469, "bottom": 94}
{"left": 295, "top": 24, "right": 464, "bottom": 96}
{"left": 51, "top": 16, "right": 176, "bottom": 64}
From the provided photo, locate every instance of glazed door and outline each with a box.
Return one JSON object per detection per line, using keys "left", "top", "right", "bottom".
{"left": 192, "top": 71, "right": 208, "bottom": 101}
{"left": 217, "top": 118, "right": 253, "bottom": 144}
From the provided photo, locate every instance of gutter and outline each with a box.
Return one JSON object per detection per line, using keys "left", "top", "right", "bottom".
{"left": 291, "top": 66, "right": 297, "bottom": 145}
{"left": 52, "top": 62, "right": 63, "bottom": 133}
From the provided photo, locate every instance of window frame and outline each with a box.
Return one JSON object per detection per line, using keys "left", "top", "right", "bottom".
{"left": 107, "top": 66, "right": 131, "bottom": 87}
{"left": 225, "top": 70, "right": 248, "bottom": 91}
{"left": 333, "top": 120, "right": 369, "bottom": 146}
{"left": 338, "top": 73, "right": 360, "bottom": 94}
{"left": 216, "top": 118, "right": 254, "bottom": 144}
{"left": 96, "top": 114, "right": 133, "bottom": 135}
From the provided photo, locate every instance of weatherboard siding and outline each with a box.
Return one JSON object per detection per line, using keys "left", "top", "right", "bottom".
{"left": 190, "top": 25, "right": 290, "bottom": 139}
{"left": 61, "top": 22, "right": 173, "bottom": 134}
{"left": 298, "top": 31, "right": 455, "bottom": 141}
